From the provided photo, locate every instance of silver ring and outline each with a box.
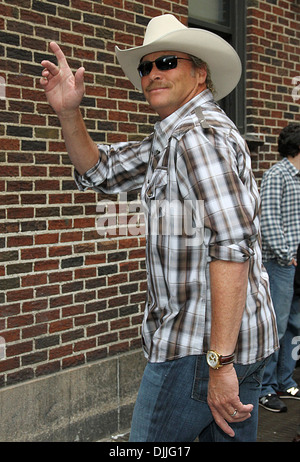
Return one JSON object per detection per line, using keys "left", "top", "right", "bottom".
{"left": 230, "top": 409, "right": 237, "bottom": 417}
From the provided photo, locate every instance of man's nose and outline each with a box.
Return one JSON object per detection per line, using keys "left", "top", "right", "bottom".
{"left": 148, "top": 65, "right": 163, "bottom": 80}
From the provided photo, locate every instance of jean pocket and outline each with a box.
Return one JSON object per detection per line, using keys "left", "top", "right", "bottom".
{"left": 251, "top": 357, "right": 268, "bottom": 386}
{"left": 191, "top": 355, "right": 209, "bottom": 403}
{"left": 234, "top": 358, "right": 269, "bottom": 388}
{"left": 191, "top": 355, "right": 269, "bottom": 403}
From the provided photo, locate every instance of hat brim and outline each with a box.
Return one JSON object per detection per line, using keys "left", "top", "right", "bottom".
{"left": 115, "top": 28, "right": 242, "bottom": 101}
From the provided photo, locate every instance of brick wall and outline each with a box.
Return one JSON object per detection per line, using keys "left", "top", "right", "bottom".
{"left": 246, "top": 0, "right": 300, "bottom": 179}
{"left": 0, "top": 0, "right": 299, "bottom": 390}
{"left": 0, "top": 0, "right": 188, "bottom": 388}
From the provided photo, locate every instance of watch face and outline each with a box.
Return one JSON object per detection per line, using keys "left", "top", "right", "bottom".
{"left": 207, "top": 351, "right": 219, "bottom": 368}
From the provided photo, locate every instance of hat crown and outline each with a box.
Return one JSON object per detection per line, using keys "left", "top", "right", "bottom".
{"left": 143, "top": 14, "right": 187, "bottom": 46}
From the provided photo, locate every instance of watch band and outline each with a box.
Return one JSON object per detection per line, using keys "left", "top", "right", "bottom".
{"left": 219, "top": 353, "right": 235, "bottom": 365}
{"left": 206, "top": 350, "right": 235, "bottom": 369}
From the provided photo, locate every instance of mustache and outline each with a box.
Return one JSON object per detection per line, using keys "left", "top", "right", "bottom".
{"left": 146, "top": 83, "right": 172, "bottom": 91}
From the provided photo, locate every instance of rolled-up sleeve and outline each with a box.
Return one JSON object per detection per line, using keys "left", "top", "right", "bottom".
{"left": 74, "top": 138, "right": 151, "bottom": 194}
{"left": 178, "top": 127, "right": 259, "bottom": 263}
{"left": 74, "top": 156, "right": 106, "bottom": 191}
{"left": 208, "top": 237, "right": 256, "bottom": 262}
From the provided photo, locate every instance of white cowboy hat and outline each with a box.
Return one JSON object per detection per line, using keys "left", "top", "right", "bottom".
{"left": 115, "top": 14, "right": 242, "bottom": 101}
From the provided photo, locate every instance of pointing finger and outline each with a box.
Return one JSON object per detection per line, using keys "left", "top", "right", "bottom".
{"left": 49, "top": 41, "right": 69, "bottom": 69}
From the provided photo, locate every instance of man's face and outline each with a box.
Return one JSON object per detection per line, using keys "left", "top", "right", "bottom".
{"left": 140, "top": 51, "right": 207, "bottom": 119}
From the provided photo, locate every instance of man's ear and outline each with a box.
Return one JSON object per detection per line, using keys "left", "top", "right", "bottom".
{"left": 198, "top": 65, "right": 207, "bottom": 84}
{"left": 193, "top": 65, "right": 207, "bottom": 91}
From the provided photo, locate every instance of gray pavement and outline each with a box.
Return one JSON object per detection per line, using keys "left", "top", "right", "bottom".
{"left": 257, "top": 365, "right": 300, "bottom": 442}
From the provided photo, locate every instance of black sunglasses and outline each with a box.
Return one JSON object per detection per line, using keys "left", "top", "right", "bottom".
{"left": 137, "top": 55, "right": 193, "bottom": 78}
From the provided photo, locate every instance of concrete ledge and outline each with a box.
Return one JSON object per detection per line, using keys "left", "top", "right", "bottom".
{"left": 0, "top": 349, "right": 146, "bottom": 442}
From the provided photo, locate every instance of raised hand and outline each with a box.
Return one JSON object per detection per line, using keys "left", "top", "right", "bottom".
{"left": 40, "top": 42, "right": 85, "bottom": 118}
{"left": 40, "top": 42, "right": 99, "bottom": 175}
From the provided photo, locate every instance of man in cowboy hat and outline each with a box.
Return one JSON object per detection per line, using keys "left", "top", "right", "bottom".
{"left": 40, "top": 14, "right": 278, "bottom": 442}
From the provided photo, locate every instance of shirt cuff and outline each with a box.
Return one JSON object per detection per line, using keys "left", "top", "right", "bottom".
{"left": 209, "top": 237, "right": 256, "bottom": 263}
{"left": 73, "top": 157, "right": 102, "bottom": 191}
{"left": 276, "top": 254, "right": 294, "bottom": 266}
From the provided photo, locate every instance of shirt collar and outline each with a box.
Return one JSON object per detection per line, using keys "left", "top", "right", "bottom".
{"left": 282, "top": 156, "right": 300, "bottom": 177}
{"left": 153, "top": 90, "right": 214, "bottom": 146}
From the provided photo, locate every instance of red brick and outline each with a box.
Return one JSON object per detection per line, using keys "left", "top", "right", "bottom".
{"left": 49, "top": 344, "right": 73, "bottom": 360}
{"left": 7, "top": 234, "right": 33, "bottom": 247}
{"left": 49, "top": 245, "right": 73, "bottom": 257}
{"left": 49, "top": 318, "right": 73, "bottom": 333}
{"left": 6, "top": 288, "right": 34, "bottom": 302}
{"left": 34, "top": 259, "right": 59, "bottom": 272}
{"left": 74, "top": 338, "right": 96, "bottom": 352}
{"left": 50, "top": 294, "right": 73, "bottom": 309}
{"left": 1, "top": 138, "right": 20, "bottom": 150}
{"left": 22, "top": 299, "right": 48, "bottom": 313}
{"left": 62, "top": 354, "right": 85, "bottom": 369}
{"left": 7, "top": 207, "right": 34, "bottom": 219}
{"left": 0, "top": 357, "right": 20, "bottom": 373}
{"left": 6, "top": 340, "right": 33, "bottom": 357}
{"left": 21, "top": 273, "right": 47, "bottom": 287}
{"left": 21, "top": 247, "right": 47, "bottom": 260}
{"left": 7, "top": 314, "right": 34, "bottom": 329}
{"left": 34, "top": 233, "right": 59, "bottom": 245}
{"left": 22, "top": 324, "right": 47, "bottom": 339}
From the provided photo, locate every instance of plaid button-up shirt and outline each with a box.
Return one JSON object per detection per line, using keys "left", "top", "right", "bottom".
{"left": 75, "top": 90, "right": 278, "bottom": 364}
{"left": 260, "top": 157, "right": 300, "bottom": 265}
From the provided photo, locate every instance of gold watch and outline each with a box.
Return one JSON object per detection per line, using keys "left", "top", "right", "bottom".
{"left": 206, "top": 350, "right": 235, "bottom": 369}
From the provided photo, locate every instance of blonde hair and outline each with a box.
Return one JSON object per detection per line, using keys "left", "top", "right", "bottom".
{"left": 189, "top": 56, "right": 215, "bottom": 96}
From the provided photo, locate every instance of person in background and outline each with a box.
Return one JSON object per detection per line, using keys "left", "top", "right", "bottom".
{"left": 259, "top": 123, "right": 300, "bottom": 413}
{"left": 292, "top": 243, "right": 300, "bottom": 442}
{"left": 294, "top": 244, "right": 300, "bottom": 298}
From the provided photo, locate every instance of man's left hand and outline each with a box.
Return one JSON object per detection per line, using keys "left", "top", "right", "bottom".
{"left": 207, "top": 365, "right": 253, "bottom": 438}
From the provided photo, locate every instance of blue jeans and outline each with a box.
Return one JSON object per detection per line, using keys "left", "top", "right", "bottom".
{"left": 129, "top": 355, "right": 267, "bottom": 442}
{"left": 261, "top": 260, "right": 300, "bottom": 396}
